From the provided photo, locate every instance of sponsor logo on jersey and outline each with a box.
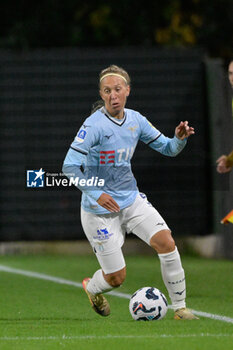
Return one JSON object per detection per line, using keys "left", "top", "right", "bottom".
{"left": 100, "top": 150, "right": 115, "bottom": 164}
{"left": 82, "top": 124, "right": 91, "bottom": 129}
{"left": 99, "top": 147, "right": 134, "bottom": 164}
{"left": 76, "top": 129, "right": 87, "bottom": 143}
{"left": 104, "top": 133, "right": 113, "bottom": 139}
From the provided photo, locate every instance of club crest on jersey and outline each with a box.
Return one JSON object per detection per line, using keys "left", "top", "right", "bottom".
{"left": 128, "top": 125, "right": 138, "bottom": 133}
{"left": 76, "top": 129, "right": 87, "bottom": 143}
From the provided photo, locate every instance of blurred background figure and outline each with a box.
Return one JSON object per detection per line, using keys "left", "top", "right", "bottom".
{"left": 216, "top": 151, "right": 233, "bottom": 173}
{"left": 216, "top": 60, "right": 233, "bottom": 173}
{"left": 228, "top": 60, "right": 233, "bottom": 90}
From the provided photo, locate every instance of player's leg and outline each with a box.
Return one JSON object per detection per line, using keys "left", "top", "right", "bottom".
{"left": 126, "top": 193, "right": 198, "bottom": 320}
{"left": 150, "top": 230, "right": 198, "bottom": 319}
{"left": 86, "top": 251, "right": 126, "bottom": 293}
{"left": 82, "top": 264, "right": 126, "bottom": 317}
{"left": 149, "top": 229, "right": 185, "bottom": 309}
{"left": 103, "top": 266, "right": 126, "bottom": 287}
{"left": 81, "top": 208, "right": 126, "bottom": 316}
{"left": 133, "top": 220, "right": 187, "bottom": 309}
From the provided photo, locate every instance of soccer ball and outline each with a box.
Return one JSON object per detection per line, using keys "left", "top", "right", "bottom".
{"left": 129, "top": 287, "right": 168, "bottom": 321}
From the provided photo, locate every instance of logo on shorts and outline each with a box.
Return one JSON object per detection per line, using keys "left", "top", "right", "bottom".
{"left": 139, "top": 192, "right": 152, "bottom": 206}
{"left": 93, "top": 228, "right": 113, "bottom": 241}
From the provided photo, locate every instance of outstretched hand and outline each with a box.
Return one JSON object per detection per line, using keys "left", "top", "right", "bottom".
{"left": 175, "top": 121, "right": 195, "bottom": 140}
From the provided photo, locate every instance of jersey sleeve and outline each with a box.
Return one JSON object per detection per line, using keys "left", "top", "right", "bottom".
{"left": 149, "top": 134, "right": 187, "bottom": 156}
{"left": 70, "top": 118, "right": 100, "bottom": 155}
{"left": 138, "top": 114, "right": 187, "bottom": 157}
{"left": 62, "top": 148, "right": 104, "bottom": 201}
{"left": 139, "top": 115, "right": 162, "bottom": 144}
{"left": 62, "top": 118, "right": 103, "bottom": 201}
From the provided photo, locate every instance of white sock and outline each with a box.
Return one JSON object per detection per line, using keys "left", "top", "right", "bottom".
{"left": 87, "top": 269, "right": 113, "bottom": 295}
{"left": 158, "top": 247, "right": 186, "bottom": 310}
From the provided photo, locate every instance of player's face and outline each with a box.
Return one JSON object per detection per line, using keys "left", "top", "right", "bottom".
{"left": 228, "top": 62, "right": 233, "bottom": 88}
{"left": 99, "top": 76, "right": 130, "bottom": 119}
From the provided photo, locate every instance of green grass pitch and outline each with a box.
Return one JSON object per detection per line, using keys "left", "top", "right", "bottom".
{"left": 0, "top": 253, "right": 232, "bottom": 350}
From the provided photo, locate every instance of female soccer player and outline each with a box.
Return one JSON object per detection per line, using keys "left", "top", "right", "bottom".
{"left": 62, "top": 65, "right": 198, "bottom": 320}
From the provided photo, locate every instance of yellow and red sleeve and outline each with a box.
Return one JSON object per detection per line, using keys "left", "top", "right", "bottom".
{"left": 221, "top": 210, "right": 233, "bottom": 224}
{"left": 226, "top": 150, "right": 233, "bottom": 168}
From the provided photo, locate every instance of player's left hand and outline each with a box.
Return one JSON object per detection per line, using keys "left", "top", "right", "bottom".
{"left": 175, "top": 121, "right": 195, "bottom": 140}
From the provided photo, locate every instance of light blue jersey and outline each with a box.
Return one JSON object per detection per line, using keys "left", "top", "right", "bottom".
{"left": 63, "top": 107, "right": 187, "bottom": 214}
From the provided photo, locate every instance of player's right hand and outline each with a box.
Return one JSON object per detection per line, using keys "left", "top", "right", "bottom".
{"left": 97, "top": 193, "right": 120, "bottom": 212}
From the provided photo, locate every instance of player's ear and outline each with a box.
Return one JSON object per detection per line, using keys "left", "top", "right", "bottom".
{"left": 99, "top": 90, "right": 104, "bottom": 100}
{"left": 126, "top": 85, "right": 130, "bottom": 97}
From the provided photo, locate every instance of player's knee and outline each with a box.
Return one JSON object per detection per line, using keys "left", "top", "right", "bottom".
{"left": 161, "top": 237, "right": 175, "bottom": 253}
{"left": 150, "top": 229, "right": 175, "bottom": 253}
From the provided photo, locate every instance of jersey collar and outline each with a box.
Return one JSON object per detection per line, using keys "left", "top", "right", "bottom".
{"left": 102, "top": 107, "right": 126, "bottom": 126}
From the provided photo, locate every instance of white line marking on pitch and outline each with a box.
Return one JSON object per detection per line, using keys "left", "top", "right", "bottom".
{"left": 0, "top": 333, "right": 232, "bottom": 341}
{"left": 0, "top": 264, "right": 233, "bottom": 324}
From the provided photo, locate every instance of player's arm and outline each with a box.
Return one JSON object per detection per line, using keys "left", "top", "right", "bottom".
{"left": 152, "top": 120, "right": 194, "bottom": 156}
{"left": 148, "top": 134, "right": 187, "bottom": 156}
{"left": 63, "top": 151, "right": 119, "bottom": 212}
{"left": 139, "top": 116, "right": 194, "bottom": 157}
{"left": 62, "top": 120, "right": 105, "bottom": 201}
{"left": 62, "top": 148, "right": 104, "bottom": 201}
{"left": 62, "top": 119, "right": 120, "bottom": 212}
{"left": 141, "top": 117, "right": 194, "bottom": 157}
{"left": 63, "top": 149, "right": 120, "bottom": 212}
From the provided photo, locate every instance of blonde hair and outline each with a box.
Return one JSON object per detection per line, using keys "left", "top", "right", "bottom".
{"left": 99, "top": 65, "right": 131, "bottom": 86}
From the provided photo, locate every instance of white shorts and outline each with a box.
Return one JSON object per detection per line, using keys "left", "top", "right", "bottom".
{"left": 80, "top": 193, "right": 170, "bottom": 274}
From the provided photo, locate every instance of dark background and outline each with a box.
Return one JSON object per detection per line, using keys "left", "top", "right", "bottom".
{"left": 1, "top": 0, "right": 233, "bottom": 59}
